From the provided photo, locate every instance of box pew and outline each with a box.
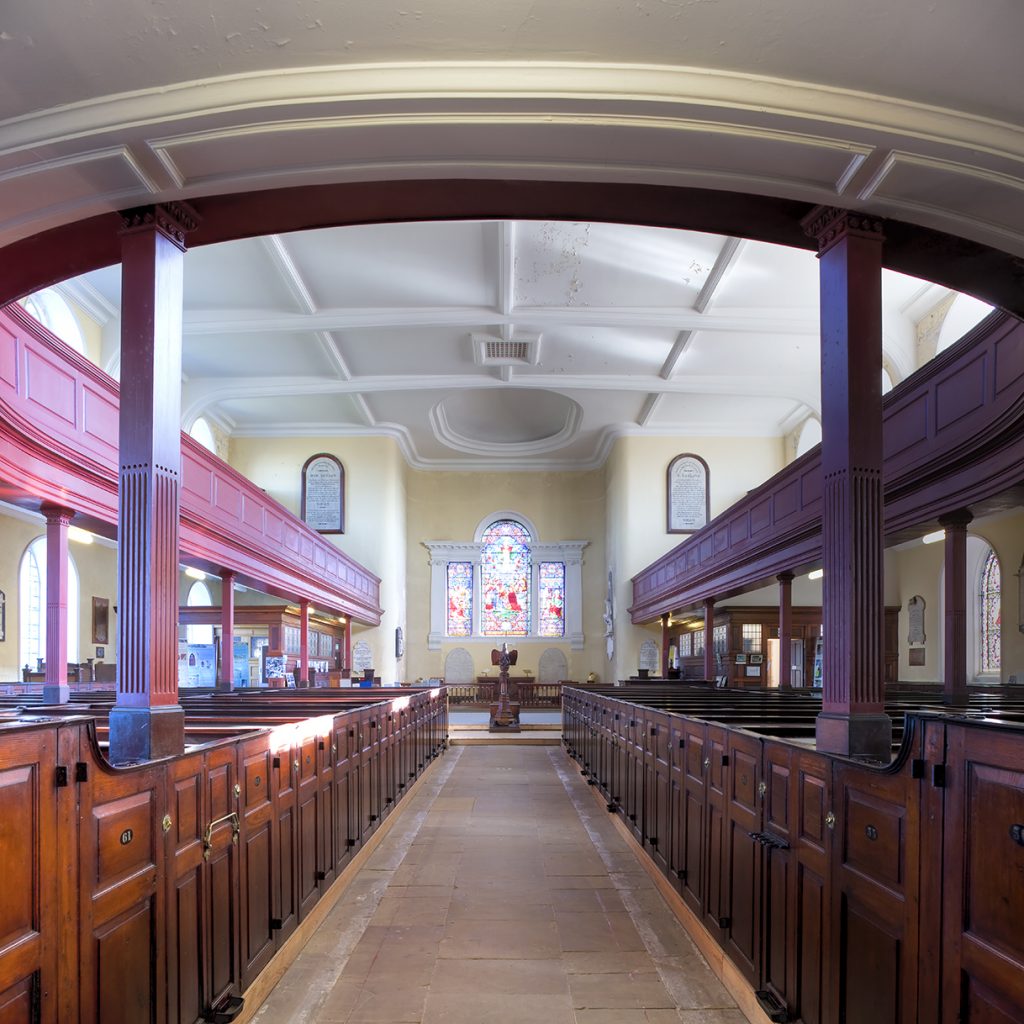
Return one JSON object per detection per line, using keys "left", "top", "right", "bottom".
{"left": 0, "top": 686, "right": 447, "bottom": 1024}
{"left": 562, "top": 686, "right": 1024, "bottom": 1024}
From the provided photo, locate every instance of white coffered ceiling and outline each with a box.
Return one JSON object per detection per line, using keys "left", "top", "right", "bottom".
{"left": 62, "top": 218, "right": 986, "bottom": 470}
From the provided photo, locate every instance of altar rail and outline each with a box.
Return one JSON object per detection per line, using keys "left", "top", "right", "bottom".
{"left": 0, "top": 687, "right": 446, "bottom": 1023}
{"left": 631, "top": 310, "right": 1024, "bottom": 621}
{"left": 563, "top": 685, "right": 1024, "bottom": 1024}
{"left": 445, "top": 679, "right": 565, "bottom": 708}
{"left": 0, "top": 304, "right": 381, "bottom": 623}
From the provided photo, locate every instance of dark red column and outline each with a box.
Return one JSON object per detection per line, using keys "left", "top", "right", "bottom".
{"left": 661, "top": 613, "right": 671, "bottom": 677}
{"left": 42, "top": 504, "right": 74, "bottom": 704}
{"left": 777, "top": 572, "right": 794, "bottom": 690}
{"left": 803, "top": 207, "right": 892, "bottom": 758}
{"left": 218, "top": 571, "right": 236, "bottom": 691}
{"left": 343, "top": 618, "right": 352, "bottom": 678}
{"left": 940, "top": 510, "right": 973, "bottom": 706}
{"left": 703, "top": 598, "right": 716, "bottom": 682}
{"left": 108, "top": 202, "right": 197, "bottom": 763}
{"left": 299, "top": 599, "right": 310, "bottom": 685}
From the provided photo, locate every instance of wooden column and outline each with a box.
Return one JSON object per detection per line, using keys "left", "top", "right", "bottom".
{"left": 108, "top": 202, "right": 197, "bottom": 763}
{"left": 42, "top": 504, "right": 74, "bottom": 704}
{"left": 803, "top": 207, "right": 892, "bottom": 758}
{"left": 940, "top": 510, "right": 973, "bottom": 706}
{"left": 218, "top": 571, "right": 236, "bottom": 691}
{"left": 661, "top": 613, "right": 671, "bottom": 677}
{"left": 343, "top": 618, "right": 352, "bottom": 678}
{"left": 777, "top": 572, "right": 794, "bottom": 690}
{"left": 299, "top": 599, "right": 310, "bottom": 685}
{"left": 703, "top": 598, "right": 716, "bottom": 682}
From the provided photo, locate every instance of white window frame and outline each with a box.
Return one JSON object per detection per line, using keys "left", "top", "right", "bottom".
{"left": 425, "top": 511, "right": 587, "bottom": 650}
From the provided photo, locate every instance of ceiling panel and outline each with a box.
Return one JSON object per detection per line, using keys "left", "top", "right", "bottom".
{"left": 650, "top": 393, "right": 796, "bottom": 432}
{"left": 339, "top": 324, "right": 490, "bottom": 377}
{"left": 524, "top": 324, "right": 675, "bottom": 377}
{"left": 281, "top": 221, "right": 494, "bottom": 309}
{"left": 183, "top": 332, "right": 337, "bottom": 379}
{"left": 218, "top": 393, "right": 368, "bottom": 428}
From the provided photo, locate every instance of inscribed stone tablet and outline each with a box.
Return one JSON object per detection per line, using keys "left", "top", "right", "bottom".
{"left": 639, "top": 639, "right": 660, "bottom": 674}
{"left": 668, "top": 454, "right": 709, "bottom": 533}
{"left": 352, "top": 640, "right": 373, "bottom": 674}
{"left": 303, "top": 454, "right": 343, "bottom": 532}
{"left": 908, "top": 595, "right": 926, "bottom": 646}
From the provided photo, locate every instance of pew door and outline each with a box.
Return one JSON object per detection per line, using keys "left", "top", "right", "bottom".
{"left": 237, "top": 738, "right": 275, "bottom": 988}
{"left": 941, "top": 724, "right": 1024, "bottom": 1023}
{"left": 296, "top": 732, "right": 321, "bottom": 920}
{"left": 272, "top": 740, "right": 299, "bottom": 945}
{"left": 77, "top": 740, "right": 167, "bottom": 1024}
{"left": 0, "top": 725, "right": 59, "bottom": 1024}
{"left": 680, "top": 719, "right": 707, "bottom": 916}
{"left": 703, "top": 725, "right": 729, "bottom": 938}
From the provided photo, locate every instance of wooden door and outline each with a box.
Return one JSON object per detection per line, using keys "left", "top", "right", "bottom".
{"left": 703, "top": 725, "right": 728, "bottom": 936}
{"left": 680, "top": 719, "right": 707, "bottom": 916}
{"left": 237, "top": 738, "right": 275, "bottom": 988}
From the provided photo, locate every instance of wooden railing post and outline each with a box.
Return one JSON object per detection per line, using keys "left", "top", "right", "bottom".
{"left": 108, "top": 202, "right": 197, "bottom": 763}
{"left": 803, "top": 206, "right": 892, "bottom": 758}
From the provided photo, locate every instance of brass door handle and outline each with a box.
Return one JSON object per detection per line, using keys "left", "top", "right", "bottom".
{"left": 203, "top": 811, "right": 240, "bottom": 860}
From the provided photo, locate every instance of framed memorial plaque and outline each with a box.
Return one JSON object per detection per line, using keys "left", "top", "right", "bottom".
{"left": 667, "top": 453, "right": 710, "bottom": 534}
{"left": 301, "top": 453, "right": 345, "bottom": 534}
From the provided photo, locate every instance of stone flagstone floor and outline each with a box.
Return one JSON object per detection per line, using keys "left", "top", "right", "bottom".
{"left": 252, "top": 744, "right": 748, "bottom": 1024}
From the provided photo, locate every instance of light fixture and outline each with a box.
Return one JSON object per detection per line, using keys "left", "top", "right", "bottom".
{"left": 67, "top": 526, "right": 93, "bottom": 545}
{"left": 184, "top": 567, "right": 206, "bottom": 580}
{"left": 338, "top": 616, "right": 347, "bottom": 625}
{"left": 808, "top": 569, "right": 824, "bottom": 580}
{"left": 922, "top": 530, "right": 945, "bottom": 545}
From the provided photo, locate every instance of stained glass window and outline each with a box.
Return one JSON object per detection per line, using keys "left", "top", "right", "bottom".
{"left": 980, "top": 549, "right": 1001, "bottom": 673}
{"left": 538, "top": 562, "right": 565, "bottom": 637}
{"left": 446, "top": 562, "right": 473, "bottom": 637}
{"left": 481, "top": 520, "right": 531, "bottom": 636}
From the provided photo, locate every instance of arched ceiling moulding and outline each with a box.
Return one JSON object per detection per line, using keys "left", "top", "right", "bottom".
{"left": 2, "top": 181, "right": 1023, "bottom": 319}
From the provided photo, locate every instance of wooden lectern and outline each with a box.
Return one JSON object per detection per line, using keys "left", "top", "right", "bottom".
{"left": 489, "top": 643, "right": 521, "bottom": 732}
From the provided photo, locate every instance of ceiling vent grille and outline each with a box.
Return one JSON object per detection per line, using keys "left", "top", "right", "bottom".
{"left": 472, "top": 332, "right": 542, "bottom": 367}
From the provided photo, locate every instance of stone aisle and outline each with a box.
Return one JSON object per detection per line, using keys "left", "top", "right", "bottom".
{"left": 252, "top": 745, "right": 747, "bottom": 1024}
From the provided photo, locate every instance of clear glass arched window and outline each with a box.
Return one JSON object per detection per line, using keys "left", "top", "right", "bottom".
{"left": 480, "top": 520, "right": 531, "bottom": 636}
{"left": 881, "top": 367, "right": 894, "bottom": 395}
{"left": 186, "top": 580, "right": 214, "bottom": 646}
{"left": 979, "top": 548, "right": 1001, "bottom": 674}
{"left": 189, "top": 417, "right": 217, "bottom": 454}
{"left": 18, "top": 288, "right": 86, "bottom": 355}
{"left": 20, "top": 536, "right": 79, "bottom": 668}
{"left": 795, "top": 418, "right": 822, "bottom": 458}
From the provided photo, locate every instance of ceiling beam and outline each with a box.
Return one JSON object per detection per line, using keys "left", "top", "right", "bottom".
{"left": 260, "top": 235, "right": 317, "bottom": 314}
{"left": 694, "top": 237, "right": 744, "bottom": 313}
{"left": 659, "top": 329, "right": 696, "bottom": 379}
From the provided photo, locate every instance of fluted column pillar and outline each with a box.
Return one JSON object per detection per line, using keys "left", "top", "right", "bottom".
{"left": 777, "top": 572, "right": 794, "bottom": 690}
{"left": 42, "top": 504, "right": 74, "bottom": 704}
{"left": 940, "top": 510, "right": 973, "bottom": 706}
{"left": 802, "top": 207, "right": 892, "bottom": 758}
{"left": 109, "top": 202, "right": 197, "bottom": 763}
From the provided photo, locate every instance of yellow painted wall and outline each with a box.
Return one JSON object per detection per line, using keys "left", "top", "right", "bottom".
{"left": 0, "top": 511, "right": 117, "bottom": 681}
{"left": 404, "top": 467, "right": 607, "bottom": 684}
{"left": 229, "top": 435, "right": 407, "bottom": 682}
{"left": 605, "top": 435, "right": 787, "bottom": 681}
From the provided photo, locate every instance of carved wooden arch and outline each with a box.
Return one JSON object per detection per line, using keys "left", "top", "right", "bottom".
{"left": 2, "top": 181, "right": 1023, "bottom": 318}
{"left": 300, "top": 452, "right": 345, "bottom": 535}
{"left": 666, "top": 452, "right": 710, "bottom": 534}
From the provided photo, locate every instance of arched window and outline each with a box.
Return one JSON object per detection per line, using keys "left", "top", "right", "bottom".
{"left": 881, "top": 367, "right": 894, "bottom": 395}
{"left": 18, "top": 288, "right": 86, "bottom": 355}
{"left": 19, "top": 536, "right": 79, "bottom": 669}
{"left": 979, "top": 548, "right": 1001, "bottom": 674}
{"left": 189, "top": 417, "right": 217, "bottom": 454}
{"left": 481, "top": 519, "right": 531, "bottom": 636}
{"left": 186, "top": 580, "right": 214, "bottom": 646}
{"left": 795, "top": 417, "right": 822, "bottom": 458}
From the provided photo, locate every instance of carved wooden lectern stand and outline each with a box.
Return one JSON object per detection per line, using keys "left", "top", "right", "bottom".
{"left": 488, "top": 643, "right": 521, "bottom": 732}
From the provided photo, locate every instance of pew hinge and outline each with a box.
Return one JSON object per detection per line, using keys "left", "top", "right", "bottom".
{"left": 910, "top": 758, "right": 926, "bottom": 779}
{"left": 55, "top": 765, "right": 69, "bottom": 788}
{"left": 203, "top": 994, "right": 244, "bottom": 1023}
{"left": 75, "top": 762, "right": 88, "bottom": 782}
{"left": 754, "top": 989, "right": 790, "bottom": 1022}
{"left": 932, "top": 764, "right": 947, "bottom": 788}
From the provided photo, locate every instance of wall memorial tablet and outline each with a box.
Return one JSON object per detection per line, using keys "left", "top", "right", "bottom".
{"left": 667, "top": 453, "right": 710, "bottom": 533}
{"left": 908, "top": 595, "right": 926, "bottom": 645}
{"left": 301, "top": 452, "right": 345, "bottom": 533}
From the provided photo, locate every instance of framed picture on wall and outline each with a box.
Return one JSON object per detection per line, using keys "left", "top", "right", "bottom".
{"left": 92, "top": 597, "right": 109, "bottom": 644}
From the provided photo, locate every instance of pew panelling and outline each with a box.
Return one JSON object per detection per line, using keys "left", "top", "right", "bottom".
{"left": 0, "top": 725, "right": 59, "bottom": 1024}
{"left": 941, "top": 723, "right": 1024, "bottom": 1024}
{"left": 704, "top": 724, "right": 729, "bottom": 939}
{"left": 238, "top": 735, "right": 275, "bottom": 989}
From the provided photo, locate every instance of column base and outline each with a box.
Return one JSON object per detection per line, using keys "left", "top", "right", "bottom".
{"left": 815, "top": 711, "right": 893, "bottom": 761}
{"left": 41, "top": 683, "right": 71, "bottom": 704}
{"left": 108, "top": 705, "right": 185, "bottom": 763}
{"left": 214, "top": 679, "right": 235, "bottom": 692}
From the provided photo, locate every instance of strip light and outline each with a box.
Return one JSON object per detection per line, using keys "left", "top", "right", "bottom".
{"left": 922, "top": 530, "right": 945, "bottom": 545}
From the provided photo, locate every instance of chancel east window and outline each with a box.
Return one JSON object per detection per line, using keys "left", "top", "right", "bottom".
{"left": 425, "top": 513, "right": 586, "bottom": 650}
{"left": 980, "top": 549, "right": 1001, "bottom": 674}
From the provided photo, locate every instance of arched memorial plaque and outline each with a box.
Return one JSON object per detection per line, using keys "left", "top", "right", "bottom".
{"left": 667, "top": 453, "right": 710, "bottom": 534}
{"left": 301, "top": 453, "right": 345, "bottom": 534}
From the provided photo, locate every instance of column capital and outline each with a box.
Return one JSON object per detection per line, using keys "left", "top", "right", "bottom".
{"left": 800, "top": 205, "right": 885, "bottom": 256}
{"left": 776, "top": 571, "right": 795, "bottom": 585}
{"left": 938, "top": 508, "right": 974, "bottom": 531}
{"left": 119, "top": 201, "right": 200, "bottom": 251}
{"left": 40, "top": 503, "right": 75, "bottom": 525}
{"left": 703, "top": 596, "right": 715, "bottom": 610}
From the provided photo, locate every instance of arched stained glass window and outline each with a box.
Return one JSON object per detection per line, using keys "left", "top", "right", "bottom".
{"left": 538, "top": 562, "right": 565, "bottom": 638}
{"left": 446, "top": 562, "right": 473, "bottom": 637}
{"left": 980, "top": 549, "right": 1001, "bottom": 673}
{"left": 481, "top": 520, "right": 531, "bottom": 636}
